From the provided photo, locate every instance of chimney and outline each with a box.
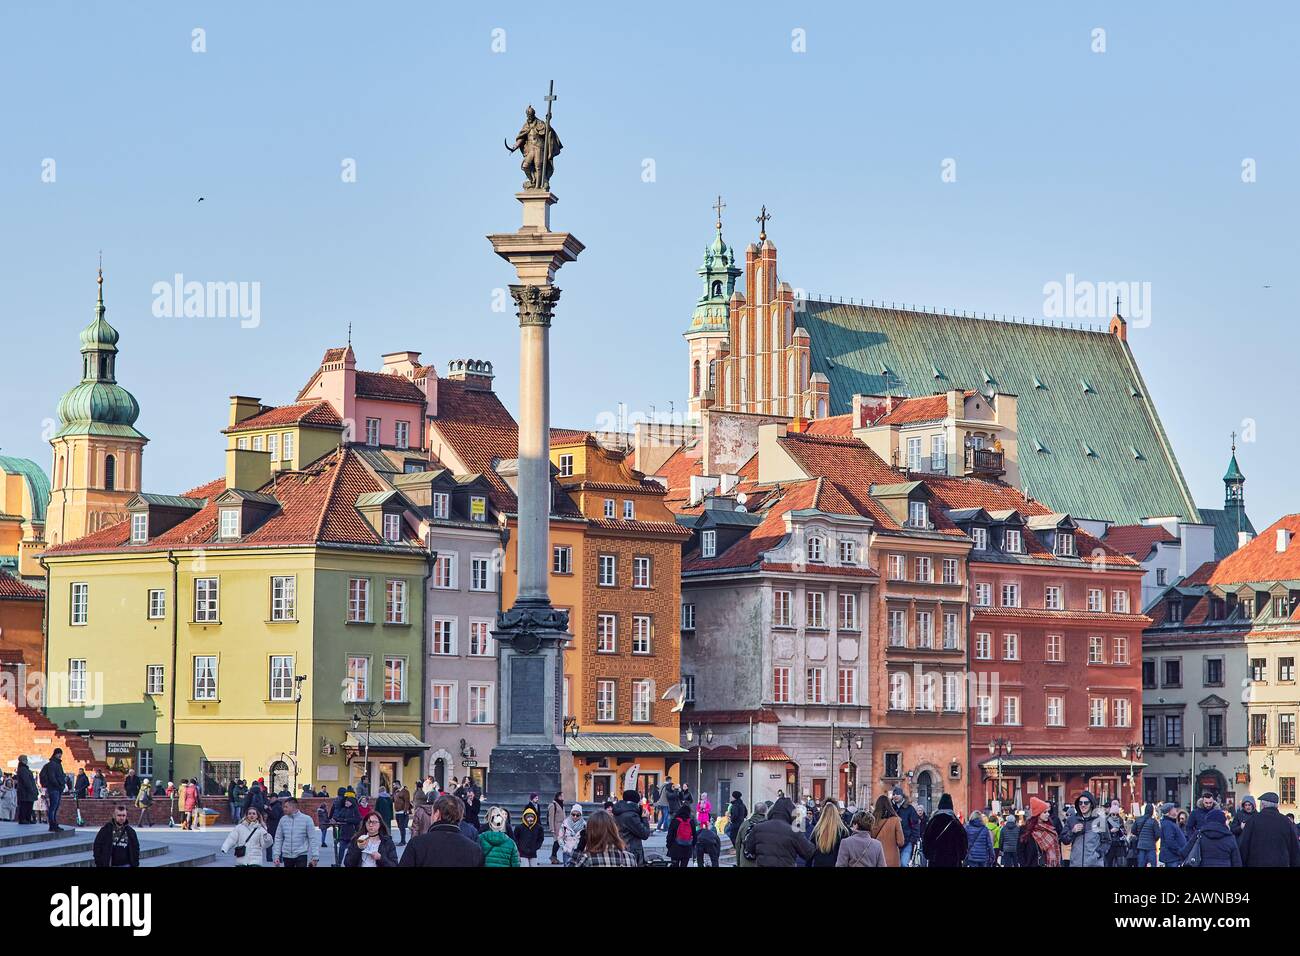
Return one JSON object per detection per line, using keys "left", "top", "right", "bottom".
{"left": 1239, "top": 530, "right": 1256, "bottom": 549}
{"left": 226, "top": 446, "right": 270, "bottom": 492}
{"left": 446, "top": 359, "right": 495, "bottom": 390}
{"left": 229, "top": 395, "right": 264, "bottom": 428}
{"left": 381, "top": 351, "right": 422, "bottom": 377}
{"left": 1277, "top": 528, "right": 1291, "bottom": 553}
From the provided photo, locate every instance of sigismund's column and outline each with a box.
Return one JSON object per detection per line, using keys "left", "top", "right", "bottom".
{"left": 486, "top": 93, "right": 583, "bottom": 810}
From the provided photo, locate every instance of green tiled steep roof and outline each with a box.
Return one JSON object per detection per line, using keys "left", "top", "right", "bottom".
{"left": 1199, "top": 507, "right": 1256, "bottom": 561}
{"left": 797, "top": 300, "right": 1199, "bottom": 524}
{"left": 0, "top": 456, "right": 50, "bottom": 523}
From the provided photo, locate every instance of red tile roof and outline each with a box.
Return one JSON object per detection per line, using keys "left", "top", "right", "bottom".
{"left": 0, "top": 571, "right": 43, "bottom": 601}
{"left": 875, "top": 393, "right": 954, "bottom": 426}
{"left": 586, "top": 517, "right": 691, "bottom": 539}
{"left": 44, "top": 448, "right": 420, "bottom": 556}
{"left": 1210, "top": 515, "right": 1300, "bottom": 586}
{"left": 804, "top": 414, "right": 854, "bottom": 437}
{"left": 223, "top": 400, "right": 343, "bottom": 434}
{"left": 354, "top": 370, "right": 427, "bottom": 404}
{"left": 686, "top": 745, "right": 793, "bottom": 762}
{"left": 1101, "top": 523, "right": 1177, "bottom": 560}
{"left": 682, "top": 479, "right": 820, "bottom": 572}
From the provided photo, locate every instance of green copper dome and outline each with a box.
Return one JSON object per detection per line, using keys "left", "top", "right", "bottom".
{"left": 688, "top": 216, "right": 742, "bottom": 334}
{"left": 1224, "top": 452, "right": 1244, "bottom": 483}
{"left": 54, "top": 272, "right": 146, "bottom": 441}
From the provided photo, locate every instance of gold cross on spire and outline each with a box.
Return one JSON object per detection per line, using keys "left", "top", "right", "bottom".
{"left": 756, "top": 204, "right": 771, "bottom": 241}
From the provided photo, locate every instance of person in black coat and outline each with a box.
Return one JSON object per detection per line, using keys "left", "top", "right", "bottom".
{"left": 92, "top": 805, "right": 140, "bottom": 868}
{"left": 921, "top": 793, "right": 968, "bottom": 867}
{"left": 123, "top": 770, "right": 140, "bottom": 801}
{"left": 1231, "top": 795, "right": 1256, "bottom": 840}
{"left": 1188, "top": 809, "right": 1241, "bottom": 867}
{"left": 742, "top": 797, "right": 816, "bottom": 868}
{"left": 666, "top": 804, "right": 698, "bottom": 867}
{"left": 612, "top": 789, "right": 651, "bottom": 864}
{"left": 1238, "top": 793, "right": 1300, "bottom": 867}
{"left": 512, "top": 805, "right": 547, "bottom": 864}
{"left": 330, "top": 794, "right": 361, "bottom": 867}
{"left": 695, "top": 821, "right": 722, "bottom": 867}
{"left": 343, "top": 810, "right": 399, "bottom": 867}
{"left": 15, "top": 756, "right": 37, "bottom": 824}
{"left": 397, "top": 796, "right": 485, "bottom": 867}
{"left": 726, "top": 791, "right": 747, "bottom": 846}
{"left": 74, "top": 768, "right": 90, "bottom": 800}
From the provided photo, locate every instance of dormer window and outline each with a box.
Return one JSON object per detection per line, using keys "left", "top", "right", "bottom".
{"left": 1054, "top": 531, "right": 1076, "bottom": 557}
{"left": 1168, "top": 600, "right": 1183, "bottom": 623}
{"left": 971, "top": 527, "right": 988, "bottom": 551}
{"left": 432, "top": 492, "right": 450, "bottom": 520}
{"left": 908, "top": 501, "right": 929, "bottom": 528}
{"left": 701, "top": 529, "right": 717, "bottom": 558}
{"left": 469, "top": 495, "right": 487, "bottom": 522}
{"left": 219, "top": 507, "right": 241, "bottom": 540}
{"left": 131, "top": 513, "right": 148, "bottom": 544}
{"left": 807, "top": 535, "right": 824, "bottom": 562}
{"left": 558, "top": 454, "right": 574, "bottom": 477}
{"left": 382, "top": 513, "right": 402, "bottom": 543}
{"left": 1004, "top": 529, "right": 1022, "bottom": 553}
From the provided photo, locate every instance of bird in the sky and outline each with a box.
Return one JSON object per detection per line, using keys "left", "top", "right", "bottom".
{"left": 197, "top": 197, "right": 205, "bottom": 203}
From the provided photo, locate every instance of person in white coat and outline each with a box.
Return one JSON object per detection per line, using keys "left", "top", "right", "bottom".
{"left": 221, "top": 807, "right": 274, "bottom": 867}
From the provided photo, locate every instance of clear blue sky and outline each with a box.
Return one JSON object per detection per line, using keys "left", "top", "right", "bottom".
{"left": 1, "top": 2, "right": 1294, "bottom": 526}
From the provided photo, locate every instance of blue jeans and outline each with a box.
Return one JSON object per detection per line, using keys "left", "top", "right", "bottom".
{"left": 1137, "top": 849, "right": 1156, "bottom": 868}
{"left": 900, "top": 843, "right": 914, "bottom": 867}
{"left": 46, "top": 789, "right": 62, "bottom": 829}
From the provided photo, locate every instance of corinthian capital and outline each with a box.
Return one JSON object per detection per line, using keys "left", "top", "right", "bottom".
{"left": 509, "top": 284, "right": 561, "bottom": 328}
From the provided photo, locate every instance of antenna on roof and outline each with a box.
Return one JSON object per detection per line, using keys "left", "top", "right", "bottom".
{"left": 347, "top": 322, "right": 352, "bottom": 347}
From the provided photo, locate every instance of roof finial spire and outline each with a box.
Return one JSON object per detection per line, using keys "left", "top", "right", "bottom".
{"left": 1231, "top": 430, "right": 1237, "bottom": 455}
{"left": 1115, "top": 292, "right": 1121, "bottom": 316}
{"left": 713, "top": 194, "right": 726, "bottom": 232}
{"left": 347, "top": 321, "right": 352, "bottom": 347}
{"left": 755, "top": 204, "right": 771, "bottom": 241}
{"left": 96, "top": 250, "right": 104, "bottom": 305}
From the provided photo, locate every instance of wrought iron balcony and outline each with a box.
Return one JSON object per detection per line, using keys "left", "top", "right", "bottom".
{"left": 965, "top": 447, "right": 1005, "bottom": 477}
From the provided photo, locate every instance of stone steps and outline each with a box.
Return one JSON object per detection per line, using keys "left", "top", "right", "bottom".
{"left": 0, "top": 824, "right": 217, "bottom": 868}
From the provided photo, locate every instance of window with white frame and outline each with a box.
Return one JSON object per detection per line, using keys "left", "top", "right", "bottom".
{"left": 558, "top": 454, "right": 574, "bottom": 477}
{"left": 148, "top": 588, "right": 166, "bottom": 620}
{"left": 598, "top": 554, "right": 617, "bottom": 587}
{"left": 146, "top": 664, "right": 165, "bottom": 696}
{"left": 909, "top": 500, "right": 929, "bottom": 528}
{"left": 385, "top": 579, "right": 407, "bottom": 625}
{"left": 943, "top": 673, "right": 962, "bottom": 712}
{"left": 806, "top": 667, "right": 826, "bottom": 704}
{"left": 889, "top": 609, "right": 907, "bottom": 646}
{"left": 271, "top": 576, "right": 296, "bottom": 621}
{"left": 1003, "top": 695, "right": 1020, "bottom": 725}
{"left": 974, "top": 582, "right": 992, "bottom": 607}
{"left": 681, "top": 603, "right": 696, "bottom": 630}
{"left": 975, "top": 632, "right": 992, "bottom": 660}
{"left": 916, "top": 610, "right": 933, "bottom": 648}
{"left": 282, "top": 432, "right": 294, "bottom": 462}
{"left": 943, "top": 612, "right": 960, "bottom": 649}
{"left": 431, "top": 618, "right": 456, "bottom": 655}
{"left": 269, "top": 656, "right": 294, "bottom": 701}
{"left": 552, "top": 545, "right": 572, "bottom": 574}
{"left": 1089, "top": 697, "right": 1107, "bottom": 727}
{"left": 942, "top": 557, "right": 958, "bottom": 585}
{"left": 470, "top": 556, "right": 492, "bottom": 592}
{"left": 971, "top": 526, "right": 988, "bottom": 551}
{"left": 603, "top": 499, "right": 615, "bottom": 519}
{"left": 623, "top": 500, "right": 635, "bottom": 520}
{"left": 807, "top": 535, "right": 824, "bottom": 562}
{"left": 632, "top": 680, "right": 652, "bottom": 722}
{"left": 1055, "top": 531, "right": 1076, "bottom": 556}
{"left": 193, "top": 656, "right": 218, "bottom": 701}
{"left": 394, "top": 421, "right": 410, "bottom": 450}
{"left": 219, "top": 508, "right": 240, "bottom": 540}
{"left": 839, "top": 539, "right": 856, "bottom": 564}
{"left": 1002, "top": 632, "right": 1019, "bottom": 660}
{"left": 1000, "top": 583, "right": 1020, "bottom": 608}
{"left": 632, "top": 616, "right": 652, "bottom": 654}
{"left": 131, "top": 512, "right": 148, "bottom": 544}
{"left": 267, "top": 433, "right": 279, "bottom": 461}
{"left": 1004, "top": 528, "right": 1022, "bottom": 553}
{"left": 773, "top": 666, "right": 791, "bottom": 704}
{"left": 1113, "top": 697, "right": 1131, "bottom": 727}
{"left": 1045, "top": 585, "right": 1063, "bottom": 610}
{"left": 701, "top": 530, "right": 716, "bottom": 558}
{"left": 382, "top": 513, "right": 402, "bottom": 542}
{"left": 237, "top": 437, "right": 249, "bottom": 450}
{"left": 915, "top": 556, "right": 932, "bottom": 582}
{"left": 365, "top": 418, "right": 381, "bottom": 446}
{"left": 1111, "top": 589, "right": 1130, "bottom": 613}
{"left": 597, "top": 614, "right": 617, "bottom": 653}
{"left": 596, "top": 680, "right": 616, "bottom": 721}
{"left": 976, "top": 694, "right": 993, "bottom": 725}
{"left": 384, "top": 657, "right": 407, "bottom": 702}
{"left": 907, "top": 437, "right": 923, "bottom": 470}
{"left": 1088, "top": 635, "right": 1105, "bottom": 664}
{"left": 345, "top": 656, "right": 369, "bottom": 702}
{"left": 682, "top": 674, "right": 696, "bottom": 703}
{"left": 347, "top": 577, "right": 370, "bottom": 623}
{"left": 432, "top": 492, "right": 450, "bottom": 520}
{"left": 252, "top": 435, "right": 264, "bottom": 451}
{"left": 468, "top": 620, "right": 494, "bottom": 657}
{"left": 931, "top": 433, "right": 947, "bottom": 471}
{"left": 1046, "top": 633, "right": 1063, "bottom": 662}
{"left": 917, "top": 673, "right": 936, "bottom": 711}
{"left": 887, "top": 554, "right": 905, "bottom": 580}
{"left": 838, "top": 667, "right": 857, "bottom": 704}
{"left": 632, "top": 556, "right": 652, "bottom": 588}
{"left": 806, "top": 591, "right": 826, "bottom": 629}
{"left": 468, "top": 682, "right": 493, "bottom": 723}
{"left": 839, "top": 593, "right": 859, "bottom": 630}
{"left": 194, "top": 578, "right": 219, "bottom": 622}
{"left": 1112, "top": 636, "right": 1129, "bottom": 665}
{"left": 773, "top": 590, "right": 793, "bottom": 627}
{"left": 890, "top": 673, "right": 910, "bottom": 710}
{"left": 69, "top": 659, "right": 87, "bottom": 702}
{"left": 432, "top": 554, "right": 456, "bottom": 589}
{"left": 1087, "top": 588, "right": 1104, "bottom": 612}
{"left": 430, "top": 682, "right": 455, "bottom": 723}
{"left": 1046, "top": 695, "right": 1065, "bottom": 726}
{"left": 138, "top": 748, "right": 154, "bottom": 777}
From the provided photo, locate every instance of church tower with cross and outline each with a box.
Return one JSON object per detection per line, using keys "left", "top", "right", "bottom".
{"left": 684, "top": 197, "right": 741, "bottom": 421}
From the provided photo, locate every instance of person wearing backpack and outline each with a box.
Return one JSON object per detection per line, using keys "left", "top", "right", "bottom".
{"left": 736, "top": 802, "right": 768, "bottom": 868}
{"left": 666, "top": 803, "right": 697, "bottom": 868}
{"left": 743, "top": 796, "right": 816, "bottom": 868}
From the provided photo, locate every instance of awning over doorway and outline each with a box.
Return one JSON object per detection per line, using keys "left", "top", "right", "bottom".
{"left": 978, "top": 755, "right": 1146, "bottom": 772}
{"left": 567, "top": 733, "right": 686, "bottom": 755}
{"left": 343, "top": 732, "right": 429, "bottom": 755}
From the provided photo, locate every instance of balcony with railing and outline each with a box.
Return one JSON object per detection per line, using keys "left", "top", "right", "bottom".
{"left": 965, "top": 447, "right": 1005, "bottom": 477}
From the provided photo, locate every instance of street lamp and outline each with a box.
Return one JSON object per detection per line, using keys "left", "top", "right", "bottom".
{"left": 351, "top": 701, "right": 384, "bottom": 793}
{"left": 987, "top": 737, "right": 1013, "bottom": 806}
{"left": 832, "top": 724, "right": 866, "bottom": 806}
{"left": 292, "top": 674, "right": 307, "bottom": 795}
{"left": 685, "top": 723, "right": 713, "bottom": 807}
{"left": 1120, "top": 742, "right": 1144, "bottom": 809}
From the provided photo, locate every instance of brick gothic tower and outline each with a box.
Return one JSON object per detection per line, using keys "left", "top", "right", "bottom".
{"left": 684, "top": 203, "right": 740, "bottom": 423}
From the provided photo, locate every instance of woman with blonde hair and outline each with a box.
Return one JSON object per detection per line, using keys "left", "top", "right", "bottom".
{"left": 809, "top": 798, "right": 848, "bottom": 867}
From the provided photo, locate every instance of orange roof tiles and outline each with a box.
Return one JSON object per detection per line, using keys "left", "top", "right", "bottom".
{"left": 804, "top": 414, "right": 854, "bottom": 437}
{"left": 1210, "top": 515, "right": 1300, "bottom": 586}
{"left": 875, "top": 393, "right": 953, "bottom": 426}
{"left": 0, "top": 571, "right": 43, "bottom": 601}
{"left": 1101, "top": 523, "right": 1177, "bottom": 560}
{"left": 354, "top": 370, "right": 427, "bottom": 403}
{"left": 223, "top": 401, "right": 343, "bottom": 434}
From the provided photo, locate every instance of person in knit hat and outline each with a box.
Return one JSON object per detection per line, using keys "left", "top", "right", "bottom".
{"left": 1018, "top": 796, "right": 1061, "bottom": 867}
{"left": 560, "top": 803, "right": 585, "bottom": 864}
{"left": 1231, "top": 794, "right": 1256, "bottom": 840}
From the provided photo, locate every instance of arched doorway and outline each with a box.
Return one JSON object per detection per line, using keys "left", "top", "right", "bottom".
{"left": 916, "top": 770, "right": 935, "bottom": 814}
{"left": 269, "top": 760, "right": 289, "bottom": 795}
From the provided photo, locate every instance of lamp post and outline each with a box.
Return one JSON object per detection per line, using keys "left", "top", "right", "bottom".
{"left": 351, "top": 702, "right": 384, "bottom": 792}
{"left": 685, "top": 723, "right": 713, "bottom": 805}
{"left": 987, "top": 737, "right": 1013, "bottom": 807}
{"left": 832, "top": 724, "right": 865, "bottom": 806}
{"left": 292, "top": 674, "right": 307, "bottom": 795}
{"left": 1120, "top": 742, "right": 1143, "bottom": 810}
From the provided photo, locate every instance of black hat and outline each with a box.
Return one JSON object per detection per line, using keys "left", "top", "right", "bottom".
{"left": 1260, "top": 791, "right": 1280, "bottom": 804}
